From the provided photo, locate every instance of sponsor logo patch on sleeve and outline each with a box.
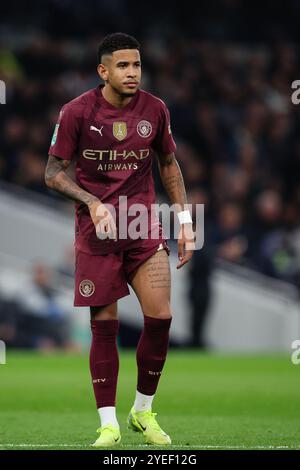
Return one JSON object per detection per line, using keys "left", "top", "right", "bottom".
{"left": 51, "top": 123, "right": 60, "bottom": 146}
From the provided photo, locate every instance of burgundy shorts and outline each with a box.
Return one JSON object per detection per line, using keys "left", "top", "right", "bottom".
{"left": 74, "top": 239, "right": 170, "bottom": 307}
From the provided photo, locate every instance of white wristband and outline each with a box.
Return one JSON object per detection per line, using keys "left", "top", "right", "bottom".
{"left": 177, "top": 210, "right": 193, "bottom": 225}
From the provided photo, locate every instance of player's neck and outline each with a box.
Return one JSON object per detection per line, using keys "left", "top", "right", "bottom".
{"left": 102, "top": 84, "right": 134, "bottom": 109}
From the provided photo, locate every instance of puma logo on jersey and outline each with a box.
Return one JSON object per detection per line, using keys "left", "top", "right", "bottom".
{"left": 90, "top": 125, "right": 104, "bottom": 136}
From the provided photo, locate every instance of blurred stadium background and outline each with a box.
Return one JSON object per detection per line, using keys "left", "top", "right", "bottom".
{"left": 1, "top": 0, "right": 300, "bottom": 451}
{"left": 1, "top": 0, "right": 300, "bottom": 353}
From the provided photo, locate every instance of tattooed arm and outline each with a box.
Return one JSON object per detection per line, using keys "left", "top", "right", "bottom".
{"left": 156, "top": 152, "right": 187, "bottom": 209}
{"left": 157, "top": 152, "right": 194, "bottom": 268}
{"left": 45, "top": 155, "right": 116, "bottom": 238}
{"left": 45, "top": 154, "right": 98, "bottom": 206}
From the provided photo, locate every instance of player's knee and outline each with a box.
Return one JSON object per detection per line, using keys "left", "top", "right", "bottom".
{"left": 90, "top": 304, "right": 118, "bottom": 321}
{"left": 145, "top": 309, "right": 172, "bottom": 320}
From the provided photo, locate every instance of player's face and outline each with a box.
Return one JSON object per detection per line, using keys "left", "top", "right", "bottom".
{"left": 99, "top": 49, "right": 141, "bottom": 97}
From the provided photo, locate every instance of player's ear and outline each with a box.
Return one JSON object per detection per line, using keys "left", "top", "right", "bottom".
{"left": 97, "top": 63, "right": 108, "bottom": 81}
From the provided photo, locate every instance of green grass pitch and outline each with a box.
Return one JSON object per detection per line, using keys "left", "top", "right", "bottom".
{"left": 1, "top": 350, "right": 300, "bottom": 450}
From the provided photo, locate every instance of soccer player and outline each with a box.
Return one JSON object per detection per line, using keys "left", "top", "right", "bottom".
{"left": 45, "top": 32, "right": 194, "bottom": 447}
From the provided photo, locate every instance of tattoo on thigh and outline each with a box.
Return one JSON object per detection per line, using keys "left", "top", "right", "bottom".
{"left": 146, "top": 253, "right": 171, "bottom": 289}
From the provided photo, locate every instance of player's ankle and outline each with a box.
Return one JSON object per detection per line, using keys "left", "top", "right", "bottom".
{"left": 133, "top": 390, "right": 154, "bottom": 412}
{"left": 98, "top": 406, "right": 119, "bottom": 428}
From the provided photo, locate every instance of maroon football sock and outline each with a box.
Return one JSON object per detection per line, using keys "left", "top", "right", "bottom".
{"left": 136, "top": 316, "right": 172, "bottom": 396}
{"left": 89, "top": 319, "right": 119, "bottom": 408}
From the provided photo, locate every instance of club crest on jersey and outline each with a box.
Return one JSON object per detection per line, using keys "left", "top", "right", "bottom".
{"left": 113, "top": 122, "right": 127, "bottom": 141}
{"left": 79, "top": 279, "right": 95, "bottom": 297}
{"left": 137, "top": 120, "right": 152, "bottom": 138}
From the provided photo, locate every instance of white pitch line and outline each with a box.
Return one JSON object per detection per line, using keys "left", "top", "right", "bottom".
{"left": 0, "top": 444, "right": 298, "bottom": 449}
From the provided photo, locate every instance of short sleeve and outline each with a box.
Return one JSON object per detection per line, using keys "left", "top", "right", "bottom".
{"left": 152, "top": 102, "right": 176, "bottom": 155}
{"left": 48, "top": 104, "right": 79, "bottom": 160}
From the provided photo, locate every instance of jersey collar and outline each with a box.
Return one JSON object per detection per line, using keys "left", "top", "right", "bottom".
{"left": 95, "top": 84, "right": 139, "bottom": 112}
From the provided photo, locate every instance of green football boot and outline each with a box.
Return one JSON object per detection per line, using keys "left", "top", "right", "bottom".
{"left": 92, "top": 424, "right": 121, "bottom": 447}
{"left": 127, "top": 407, "right": 171, "bottom": 445}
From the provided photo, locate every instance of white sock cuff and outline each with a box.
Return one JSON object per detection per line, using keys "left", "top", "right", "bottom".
{"left": 98, "top": 406, "right": 119, "bottom": 428}
{"left": 134, "top": 391, "right": 155, "bottom": 412}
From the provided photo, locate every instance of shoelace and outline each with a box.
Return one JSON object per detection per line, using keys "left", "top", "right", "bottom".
{"left": 138, "top": 411, "right": 162, "bottom": 432}
{"left": 96, "top": 425, "right": 117, "bottom": 434}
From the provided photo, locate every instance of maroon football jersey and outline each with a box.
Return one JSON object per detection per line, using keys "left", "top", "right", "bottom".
{"left": 49, "top": 85, "right": 176, "bottom": 254}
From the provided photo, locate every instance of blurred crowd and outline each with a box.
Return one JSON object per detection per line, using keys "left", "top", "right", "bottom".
{"left": 2, "top": 34, "right": 300, "bottom": 285}
{"left": 0, "top": 261, "right": 76, "bottom": 351}
{"left": 1, "top": 0, "right": 300, "bottom": 348}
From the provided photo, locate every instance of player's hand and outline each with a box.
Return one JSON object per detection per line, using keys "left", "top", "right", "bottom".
{"left": 88, "top": 199, "right": 117, "bottom": 241}
{"left": 177, "top": 223, "right": 195, "bottom": 269}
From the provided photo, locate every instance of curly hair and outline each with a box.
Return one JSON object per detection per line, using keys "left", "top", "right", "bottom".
{"left": 98, "top": 32, "right": 140, "bottom": 63}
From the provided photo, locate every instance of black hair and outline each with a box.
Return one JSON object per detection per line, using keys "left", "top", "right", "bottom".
{"left": 98, "top": 32, "right": 140, "bottom": 64}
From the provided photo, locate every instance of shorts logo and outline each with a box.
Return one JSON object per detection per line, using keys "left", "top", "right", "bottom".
{"left": 79, "top": 279, "right": 95, "bottom": 297}
{"left": 137, "top": 120, "right": 152, "bottom": 138}
{"left": 113, "top": 122, "right": 127, "bottom": 141}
